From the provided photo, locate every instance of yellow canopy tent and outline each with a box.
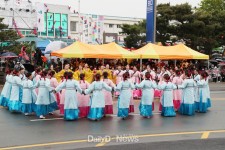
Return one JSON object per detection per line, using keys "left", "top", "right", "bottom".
{"left": 51, "top": 41, "right": 140, "bottom": 59}
{"left": 51, "top": 41, "right": 106, "bottom": 58}
{"left": 93, "top": 42, "right": 140, "bottom": 59}
{"left": 134, "top": 43, "right": 209, "bottom": 60}
{"left": 169, "top": 44, "right": 209, "bottom": 60}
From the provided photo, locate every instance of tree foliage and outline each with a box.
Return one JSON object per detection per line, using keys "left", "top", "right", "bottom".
{"left": 120, "top": 2, "right": 225, "bottom": 55}
{"left": 0, "top": 18, "right": 27, "bottom": 54}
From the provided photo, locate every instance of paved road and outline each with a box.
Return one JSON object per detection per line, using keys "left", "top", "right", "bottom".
{"left": 76, "top": 138, "right": 225, "bottom": 150}
{"left": 0, "top": 83, "right": 224, "bottom": 150}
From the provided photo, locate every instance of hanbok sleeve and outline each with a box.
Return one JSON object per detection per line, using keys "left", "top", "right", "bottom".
{"left": 45, "top": 79, "right": 53, "bottom": 91}
{"left": 55, "top": 81, "right": 66, "bottom": 92}
{"left": 136, "top": 80, "right": 145, "bottom": 89}
{"left": 172, "top": 83, "right": 177, "bottom": 90}
{"left": 152, "top": 81, "right": 158, "bottom": 89}
{"left": 178, "top": 80, "right": 188, "bottom": 89}
{"left": 74, "top": 81, "right": 82, "bottom": 93}
{"left": 27, "top": 80, "right": 36, "bottom": 89}
{"left": 53, "top": 78, "right": 59, "bottom": 88}
{"left": 85, "top": 82, "right": 95, "bottom": 94}
{"left": 102, "top": 82, "right": 112, "bottom": 92}
{"left": 158, "top": 82, "right": 167, "bottom": 90}
{"left": 15, "top": 77, "right": 23, "bottom": 87}
{"left": 130, "top": 82, "right": 135, "bottom": 90}
{"left": 115, "top": 81, "right": 123, "bottom": 91}
{"left": 172, "top": 77, "right": 177, "bottom": 84}
{"left": 109, "top": 79, "right": 116, "bottom": 88}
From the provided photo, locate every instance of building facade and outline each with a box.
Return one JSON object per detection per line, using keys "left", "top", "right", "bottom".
{"left": 0, "top": 1, "right": 143, "bottom": 44}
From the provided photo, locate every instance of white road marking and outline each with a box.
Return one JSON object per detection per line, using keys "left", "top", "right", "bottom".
{"left": 30, "top": 118, "right": 64, "bottom": 122}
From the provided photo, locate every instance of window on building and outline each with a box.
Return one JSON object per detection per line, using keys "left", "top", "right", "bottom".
{"left": 109, "top": 24, "right": 114, "bottom": 28}
{"left": 47, "top": 12, "right": 54, "bottom": 37}
{"left": 117, "top": 24, "right": 121, "bottom": 28}
{"left": 70, "top": 21, "right": 77, "bottom": 31}
{"left": 61, "top": 14, "right": 68, "bottom": 37}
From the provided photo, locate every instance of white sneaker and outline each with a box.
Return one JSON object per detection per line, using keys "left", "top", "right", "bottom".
{"left": 49, "top": 112, "right": 54, "bottom": 115}
{"left": 39, "top": 115, "right": 45, "bottom": 119}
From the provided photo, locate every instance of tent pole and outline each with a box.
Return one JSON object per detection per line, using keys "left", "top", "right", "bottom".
{"left": 208, "top": 59, "right": 209, "bottom": 70}
{"left": 62, "top": 58, "right": 64, "bottom": 70}
{"left": 140, "top": 58, "right": 143, "bottom": 71}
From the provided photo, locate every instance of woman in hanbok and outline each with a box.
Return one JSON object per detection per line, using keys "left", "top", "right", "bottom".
{"left": 178, "top": 71, "right": 196, "bottom": 116}
{"left": 116, "top": 72, "right": 135, "bottom": 119}
{"left": 21, "top": 72, "right": 37, "bottom": 115}
{"left": 0, "top": 69, "right": 13, "bottom": 107}
{"left": 35, "top": 70, "right": 58, "bottom": 119}
{"left": 8, "top": 70, "right": 22, "bottom": 112}
{"left": 205, "top": 72, "right": 212, "bottom": 108}
{"left": 136, "top": 72, "right": 157, "bottom": 118}
{"left": 193, "top": 69, "right": 201, "bottom": 103}
{"left": 33, "top": 67, "right": 42, "bottom": 95}
{"left": 131, "top": 66, "right": 141, "bottom": 99}
{"left": 102, "top": 72, "right": 115, "bottom": 115}
{"left": 113, "top": 65, "right": 123, "bottom": 96}
{"left": 195, "top": 71, "right": 211, "bottom": 113}
{"left": 58, "top": 73, "right": 67, "bottom": 115}
{"left": 158, "top": 74, "right": 176, "bottom": 117}
{"left": 55, "top": 72, "right": 83, "bottom": 121}
{"left": 172, "top": 70, "right": 183, "bottom": 111}
{"left": 85, "top": 73, "right": 112, "bottom": 121}
{"left": 48, "top": 70, "right": 60, "bottom": 106}
{"left": 77, "top": 73, "right": 90, "bottom": 118}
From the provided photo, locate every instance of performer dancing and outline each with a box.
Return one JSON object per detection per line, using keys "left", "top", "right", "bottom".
{"left": 55, "top": 72, "right": 83, "bottom": 121}
{"left": 195, "top": 71, "right": 211, "bottom": 113}
{"left": 158, "top": 74, "right": 176, "bottom": 117}
{"left": 178, "top": 71, "right": 196, "bottom": 116}
{"left": 102, "top": 71, "right": 115, "bottom": 115}
{"left": 136, "top": 72, "right": 157, "bottom": 118}
{"left": 35, "top": 70, "right": 57, "bottom": 119}
{"left": 116, "top": 72, "right": 135, "bottom": 120}
{"left": 8, "top": 70, "right": 22, "bottom": 112}
{"left": 48, "top": 70, "right": 60, "bottom": 106}
{"left": 77, "top": 73, "right": 90, "bottom": 118}
{"left": 21, "top": 72, "right": 37, "bottom": 115}
{"left": 172, "top": 70, "right": 183, "bottom": 111}
{"left": 85, "top": 73, "right": 112, "bottom": 121}
{"left": 0, "top": 69, "right": 13, "bottom": 107}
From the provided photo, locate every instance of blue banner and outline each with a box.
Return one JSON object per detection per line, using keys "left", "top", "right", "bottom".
{"left": 146, "top": 0, "right": 156, "bottom": 43}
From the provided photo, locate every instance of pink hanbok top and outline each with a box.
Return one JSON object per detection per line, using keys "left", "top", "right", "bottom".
{"left": 113, "top": 70, "right": 123, "bottom": 85}
{"left": 77, "top": 80, "right": 90, "bottom": 107}
{"left": 102, "top": 79, "right": 115, "bottom": 105}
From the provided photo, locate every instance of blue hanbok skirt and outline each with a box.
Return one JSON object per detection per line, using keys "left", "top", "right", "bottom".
{"left": 179, "top": 103, "right": 195, "bottom": 116}
{"left": 0, "top": 96, "right": 9, "bottom": 107}
{"left": 139, "top": 103, "right": 153, "bottom": 117}
{"left": 21, "top": 103, "right": 36, "bottom": 114}
{"left": 88, "top": 107, "right": 104, "bottom": 120}
{"left": 161, "top": 106, "right": 176, "bottom": 117}
{"left": 64, "top": 109, "right": 79, "bottom": 121}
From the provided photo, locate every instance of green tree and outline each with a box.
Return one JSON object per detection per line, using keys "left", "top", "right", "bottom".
{"left": 0, "top": 17, "right": 26, "bottom": 54}
{"left": 120, "top": 20, "right": 146, "bottom": 48}
{"left": 199, "top": 0, "right": 225, "bottom": 14}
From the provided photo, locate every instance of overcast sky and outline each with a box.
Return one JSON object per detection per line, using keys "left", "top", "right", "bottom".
{"left": 34, "top": 0, "right": 202, "bottom": 18}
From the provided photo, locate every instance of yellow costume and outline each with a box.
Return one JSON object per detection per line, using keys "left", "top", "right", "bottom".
{"left": 55, "top": 69, "right": 73, "bottom": 82}
{"left": 73, "top": 70, "right": 85, "bottom": 81}
{"left": 83, "top": 68, "right": 93, "bottom": 83}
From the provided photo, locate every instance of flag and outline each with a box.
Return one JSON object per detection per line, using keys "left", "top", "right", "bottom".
{"left": 15, "top": 0, "right": 22, "bottom": 5}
